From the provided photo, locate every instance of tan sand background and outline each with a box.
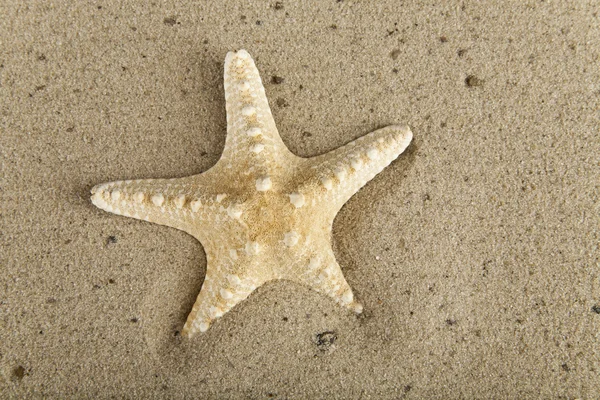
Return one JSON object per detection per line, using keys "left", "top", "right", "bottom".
{"left": 1, "top": 1, "right": 599, "bottom": 398}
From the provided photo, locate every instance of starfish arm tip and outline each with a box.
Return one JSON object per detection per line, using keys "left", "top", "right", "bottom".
{"left": 391, "top": 123, "right": 413, "bottom": 141}
{"left": 181, "top": 320, "right": 210, "bottom": 338}
{"left": 226, "top": 48, "right": 250, "bottom": 59}
{"left": 350, "top": 302, "right": 364, "bottom": 314}
{"left": 383, "top": 124, "right": 413, "bottom": 153}
{"left": 90, "top": 183, "right": 111, "bottom": 211}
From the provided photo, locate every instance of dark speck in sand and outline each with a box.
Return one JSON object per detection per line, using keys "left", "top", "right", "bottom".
{"left": 465, "top": 75, "right": 483, "bottom": 87}
{"left": 163, "top": 16, "right": 178, "bottom": 26}
{"left": 314, "top": 331, "right": 337, "bottom": 352}
{"left": 276, "top": 97, "right": 289, "bottom": 108}
{"left": 12, "top": 366, "right": 26, "bottom": 381}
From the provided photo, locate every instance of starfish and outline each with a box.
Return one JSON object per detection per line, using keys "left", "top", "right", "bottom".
{"left": 91, "top": 49, "right": 412, "bottom": 337}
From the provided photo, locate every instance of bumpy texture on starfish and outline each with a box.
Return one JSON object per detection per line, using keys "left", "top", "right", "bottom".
{"left": 91, "top": 49, "right": 412, "bottom": 337}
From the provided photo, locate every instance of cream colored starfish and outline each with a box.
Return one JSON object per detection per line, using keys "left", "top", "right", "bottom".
{"left": 91, "top": 49, "right": 412, "bottom": 337}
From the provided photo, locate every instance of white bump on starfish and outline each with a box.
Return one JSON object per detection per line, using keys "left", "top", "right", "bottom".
{"left": 250, "top": 143, "right": 265, "bottom": 153}
{"left": 350, "top": 157, "right": 363, "bottom": 170}
{"left": 133, "top": 192, "right": 145, "bottom": 203}
{"left": 228, "top": 274, "right": 242, "bottom": 285}
{"left": 198, "top": 322, "right": 209, "bottom": 332}
{"left": 239, "top": 81, "right": 251, "bottom": 92}
{"left": 289, "top": 192, "right": 305, "bottom": 208}
{"left": 151, "top": 193, "right": 164, "bottom": 207}
{"left": 209, "top": 306, "right": 224, "bottom": 318}
{"left": 325, "top": 264, "right": 336, "bottom": 276}
{"left": 90, "top": 49, "right": 413, "bottom": 337}
{"left": 190, "top": 199, "right": 202, "bottom": 212}
{"left": 111, "top": 190, "right": 121, "bottom": 202}
{"left": 174, "top": 194, "right": 186, "bottom": 209}
{"left": 333, "top": 166, "right": 347, "bottom": 181}
{"left": 247, "top": 127, "right": 261, "bottom": 137}
{"left": 367, "top": 147, "right": 379, "bottom": 160}
{"left": 321, "top": 177, "right": 333, "bottom": 191}
{"left": 283, "top": 231, "right": 300, "bottom": 247}
{"left": 308, "top": 257, "right": 320, "bottom": 270}
{"left": 241, "top": 106, "right": 256, "bottom": 117}
{"left": 220, "top": 288, "right": 234, "bottom": 300}
{"left": 255, "top": 176, "right": 272, "bottom": 191}
{"left": 226, "top": 204, "right": 243, "bottom": 219}
{"left": 245, "top": 241, "right": 260, "bottom": 255}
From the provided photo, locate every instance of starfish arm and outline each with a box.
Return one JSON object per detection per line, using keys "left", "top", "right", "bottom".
{"left": 182, "top": 253, "right": 266, "bottom": 338}
{"left": 287, "top": 241, "right": 363, "bottom": 314}
{"left": 90, "top": 176, "right": 239, "bottom": 237}
{"left": 297, "top": 125, "right": 412, "bottom": 216}
{"left": 215, "top": 49, "right": 299, "bottom": 185}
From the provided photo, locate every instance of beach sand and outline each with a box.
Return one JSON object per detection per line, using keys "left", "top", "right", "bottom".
{"left": 1, "top": 1, "right": 598, "bottom": 398}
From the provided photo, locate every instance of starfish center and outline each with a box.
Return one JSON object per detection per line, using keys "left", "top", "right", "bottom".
{"left": 242, "top": 192, "right": 308, "bottom": 249}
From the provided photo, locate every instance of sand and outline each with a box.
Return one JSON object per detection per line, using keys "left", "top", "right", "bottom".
{"left": 1, "top": 1, "right": 598, "bottom": 398}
